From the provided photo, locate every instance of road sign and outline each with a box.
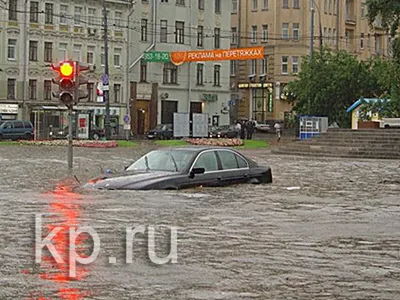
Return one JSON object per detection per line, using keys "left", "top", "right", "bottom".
{"left": 143, "top": 51, "right": 170, "bottom": 62}
{"left": 123, "top": 114, "right": 131, "bottom": 124}
{"left": 102, "top": 74, "right": 109, "bottom": 85}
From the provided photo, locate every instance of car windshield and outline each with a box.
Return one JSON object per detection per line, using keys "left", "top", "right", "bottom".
{"left": 218, "top": 125, "right": 230, "bottom": 130}
{"left": 154, "top": 124, "right": 171, "bottom": 131}
{"left": 126, "top": 150, "right": 196, "bottom": 172}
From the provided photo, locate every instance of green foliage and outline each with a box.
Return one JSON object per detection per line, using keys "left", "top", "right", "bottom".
{"left": 286, "top": 48, "right": 384, "bottom": 126}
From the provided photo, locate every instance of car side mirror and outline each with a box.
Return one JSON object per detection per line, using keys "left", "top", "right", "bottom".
{"left": 124, "top": 165, "right": 129, "bottom": 171}
{"left": 189, "top": 167, "right": 205, "bottom": 178}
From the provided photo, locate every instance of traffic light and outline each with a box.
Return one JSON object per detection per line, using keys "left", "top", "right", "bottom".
{"left": 76, "top": 62, "right": 89, "bottom": 101}
{"left": 52, "top": 61, "right": 75, "bottom": 107}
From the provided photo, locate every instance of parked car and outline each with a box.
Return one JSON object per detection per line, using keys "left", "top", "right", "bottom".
{"left": 0, "top": 120, "right": 34, "bottom": 140}
{"left": 52, "top": 125, "right": 105, "bottom": 140}
{"left": 209, "top": 125, "right": 238, "bottom": 138}
{"left": 254, "top": 121, "right": 272, "bottom": 133}
{"left": 84, "top": 147, "right": 273, "bottom": 190}
{"left": 379, "top": 118, "right": 400, "bottom": 128}
{"left": 146, "top": 124, "right": 173, "bottom": 140}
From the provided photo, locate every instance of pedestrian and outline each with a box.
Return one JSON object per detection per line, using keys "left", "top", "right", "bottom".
{"left": 274, "top": 122, "right": 282, "bottom": 142}
{"left": 246, "top": 119, "right": 255, "bottom": 140}
{"left": 240, "top": 120, "right": 247, "bottom": 139}
{"left": 234, "top": 121, "right": 241, "bottom": 138}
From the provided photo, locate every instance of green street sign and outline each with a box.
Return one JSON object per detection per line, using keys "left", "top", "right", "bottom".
{"left": 143, "top": 51, "right": 170, "bottom": 62}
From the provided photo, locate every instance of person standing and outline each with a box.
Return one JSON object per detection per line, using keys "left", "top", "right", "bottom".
{"left": 234, "top": 121, "right": 241, "bottom": 138}
{"left": 240, "top": 120, "right": 247, "bottom": 139}
{"left": 246, "top": 119, "right": 255, "bottom": 140}
{"left": 274, "top": 122, "right": 282, "bottom": 142}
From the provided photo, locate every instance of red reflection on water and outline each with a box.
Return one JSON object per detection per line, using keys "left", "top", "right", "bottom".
{"left": 25, "top": 183, "right": 93, "bottom": 300}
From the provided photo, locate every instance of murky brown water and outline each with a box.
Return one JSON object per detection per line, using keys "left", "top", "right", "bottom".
{"left": 0, "top": 145, "right": 400, "bottom": 299}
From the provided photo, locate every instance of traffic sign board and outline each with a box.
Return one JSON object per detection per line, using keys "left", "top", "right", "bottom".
{"left": 123, "top": 114, "right": 131, "bottom": 124}
{"left": 102, "top": 74, "right": 109, "bottom": 85}
{"left": 143, "top": 51, "right": 170, "bottom": 62}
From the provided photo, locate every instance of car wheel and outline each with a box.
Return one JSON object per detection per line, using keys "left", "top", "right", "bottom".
{"left": 25, "top": 133, "right": 33, "bottom": 140}
{"left": 93, "top": 133, "right": 100, "bottom": 140}
{"left": 384, "top": 124, "right": 390, "bottom": 129}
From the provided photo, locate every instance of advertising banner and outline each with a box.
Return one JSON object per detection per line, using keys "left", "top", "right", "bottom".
{"left": 192, "top": 113, "right": 209, "bottom": 137}
{"left": 170, "top": 46, "right": 264, "bottom": 66}
{"left": 173, "top": 113, "right": 190, "bottom": 137}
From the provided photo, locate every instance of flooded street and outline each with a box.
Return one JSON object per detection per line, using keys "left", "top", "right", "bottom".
{"left": 1, "top": 145, "right": 400, "bottom": 299}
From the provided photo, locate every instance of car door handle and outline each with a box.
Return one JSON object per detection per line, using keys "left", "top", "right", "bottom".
{"left": 243, "top": 173, "right": 248, "bottom": 178}
{"left": 217, "top": 176, "right": 222, "bottom": 180}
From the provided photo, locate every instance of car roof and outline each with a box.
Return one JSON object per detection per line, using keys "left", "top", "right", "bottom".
{"left": 158, "top": 146, "right": 240, "bottom": 153}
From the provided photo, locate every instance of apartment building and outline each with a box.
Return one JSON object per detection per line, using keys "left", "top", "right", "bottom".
{"left": 0, "top": 0, "right": 132, "bottom": 135}
{"left": 128, "top": 0, "right": 231, "bottom": 134}
{"left": 231, "top": 0, "right": 390, "bottom": 123}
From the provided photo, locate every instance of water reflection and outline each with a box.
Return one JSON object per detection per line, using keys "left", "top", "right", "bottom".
{"left": 28, "top": 183, "right": 93, "bottom": 299}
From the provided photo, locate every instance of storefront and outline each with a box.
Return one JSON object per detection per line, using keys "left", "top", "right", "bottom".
{"left": 0, "top": 104, "right": 19, "bottom": 121}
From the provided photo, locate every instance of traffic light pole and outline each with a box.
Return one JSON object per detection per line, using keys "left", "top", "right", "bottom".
{"left": 103, "top": 1, "right": 111, "bottom": 140}
{"left": 67, "top": 105, "right": 73, "bottom": 174}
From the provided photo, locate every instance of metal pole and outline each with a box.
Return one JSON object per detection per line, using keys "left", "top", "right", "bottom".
{"left": 103, "top": 1, "right": 111, "bottom": 139}
{"left": 22, "top": 0, "right": 28, "bottom": 120}
{"left": 125, "top": 3, "right": 135, "bottom": 141}
{"left": 310, "top": 3, "right": 315, "bottom": 61}
{"left": 261, "top": 79, "right": 265, "bottom": 123}
{"left": 67, "top": 105, "right": 73, "bottom": 174}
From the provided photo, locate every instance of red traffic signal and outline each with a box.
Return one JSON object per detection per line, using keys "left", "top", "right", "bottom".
{"left": 60, "top": 62, "right": 74, "bottom": 78}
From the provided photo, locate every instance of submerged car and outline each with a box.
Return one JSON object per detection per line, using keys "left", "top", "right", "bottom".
{"left": 146, "top": 124, "right": 173, "bottom": 140}
{"left": 209, "top": 125, "right": 238, "bottom": 138}
{"left": 84, "top": 147, "right": 272, "bottom": 190}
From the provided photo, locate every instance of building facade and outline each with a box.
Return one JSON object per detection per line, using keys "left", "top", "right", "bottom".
{"left": 0, "top": 0, "right": 132, "bottom": 136}
{"left": 231, "top": 0, "right": 390, "bottom": 124}
{"left": 128, "top": 0, "right": 232, "bottom": 134}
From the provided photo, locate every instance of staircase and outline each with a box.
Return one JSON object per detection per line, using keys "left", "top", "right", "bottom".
{"left": 271, "top": 129, "right": 400, "bottom": 159}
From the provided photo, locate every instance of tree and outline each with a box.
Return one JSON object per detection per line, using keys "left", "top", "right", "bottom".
{"left": 366, "top": 0, "right": 400, "bottom": 115}
{"left": 286, "top": 49, "right": 380, "bottom": 126}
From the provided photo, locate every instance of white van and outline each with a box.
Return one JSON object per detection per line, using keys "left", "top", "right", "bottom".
{"left": 379, "top": 118, "right": 400, "bottom": 128}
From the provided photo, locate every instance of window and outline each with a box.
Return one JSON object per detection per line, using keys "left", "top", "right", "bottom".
{"left": 252, "top": 0, "right": 258, "bottom": 10}
{"left": 176, "top": 0, "right": 185, "bottom": 5}
{"left": 60, "top": 5, "right": 68, "bottom": 24}
{"left": 44, "top": 80, "right": 52, "bottom": 100}
{"left": 197, "top": 26, "right": 204, "bottom": 47}
{"left": 282, "top": 23, "right": 289, "bottom": 40}
{"left": 113, "top": 84, "right": 121, "bottom": 103}
{"left": 114, "top": 49, "right": 121, "bottom": 67}
{"left": 333, "top": 0, "right": 337, "bottom": 14}
{"left": 361, "top": 4, "right": 365, "bottom": 18}
{"left": 140, "top": 59, "right": 147, "bottom": 82}
{"left": 214, "top": 65, "right": 221, "bottom": 86}
{"left": 175, "top": 21, "right": 184, "bottom": 44}
{"left": 250, "top": 59, "right": 257, "bottom": 74}
{"left": 8, "top": 39, "right": 17, "bottom": 60}
{"left": 73, "top": 45, "right": 82, "bottom": 61}
{"left": 14, "top": 121, "right": 24, "bottom": 129}
{"left": 193, "top": 151, "right": 218, "bottom": 172}
{"left": 329, "top": 0, "right": 332, "bottom": 13}
{"left": 214, "top": 28, "right": 221, "bottom": 48}
{"left": 29, "top": 80, "right": 37, "bottom": 100}
{"left": 199, "top": 0, "right": 205, "bottom": 10}
{"left": 7, "top": 79, "right": 16, "bottom": 99}
{"left": 231, "top": 27, "right": 238, "bottom": 45}
{"left": 282, "top": 56, "right": 288, "bottom": 74}
{"left": 324, "top": 0, "right": 327, "bottom": 13}
{"left": 141, "top": 19, "right": 148, "bottom": 41}
{"left": 232, "top": 0, "right": 237, "bottom": 13}
{"left": 87, "top": 83, "right": 94, "bottom": 102}
{"left": 283, "top": 0, "right": 288, "bottom": 8}
{"left": 115, "top": 12, "right": 122, "bottom": 29}
{"left": 196, "top": 63, "right": 204, "bottom": 85}
{"left": 87, "top": 46, "right": 95, "bottom": 64}
{"left": 230, "top": 60, "right": 237, "bottom": 76}
{"left": 9, "top": 0, "right": 17, "bottom": 21}
{"left": 261, "top": 56, "right": 268, "bottom": 74}
{"left": 251, "top": 26, "right": 257, "bottom": 43}
{"left": 292, "top": 56, "right": 298, "bottom": 74}
{"left": 263, "top": 0, "right": 268, "bottom": 9}
{"left": 163, "top": 63, "right": 178, "bottom": 84}
{"left": 219, "top": 151, "right": 240, "bottom": 170}
{"left": 59, "top": 43, "right": 67, "bottom": 61}
{"left": 293, "top": 0, "right": 299, "bottom": 8}
{"left": 293, "top": 23, "right": 299, "bottom": 40}
{"left": 44, "top": 42, "right": 53, "bottom": 62}
{"left": 45, "top": 3, "right": 53, "bottom": 24}
{"left": 215, "top": 0, "right": 221, "bottom": 13}
{"left": 333, "top": 29, "right": 337, "bottom": 46}
{"left": 88, "top": 8, "right": 96, "bottom": 27}
{"left": 29, "top": 41, "right": 38, "bottom": 61}
{"left": 262, "top": 25, "right": 268, "bottom": 42}
{"left": 360, "top": 33, "right": 364, "bottom": 49}
{"left": 160, "top": 20, "right": 168, "bottom": 43}
{"left": 74, "top": 7, "right": 82, "bottom": 26}
{"left": 30, "top": 1, "right": 39, "bottom": 23}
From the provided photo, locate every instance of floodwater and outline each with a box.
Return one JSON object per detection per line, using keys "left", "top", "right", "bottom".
{"left": 0, "top": 145, "right": 400, "bottom": 299}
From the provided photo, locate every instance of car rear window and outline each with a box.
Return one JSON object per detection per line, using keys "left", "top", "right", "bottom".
{"left": 23, "top": 122, "right": 33, "bottom": 128}
{"left": 14, "top": 121, "right": 24, "bottom": 128}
